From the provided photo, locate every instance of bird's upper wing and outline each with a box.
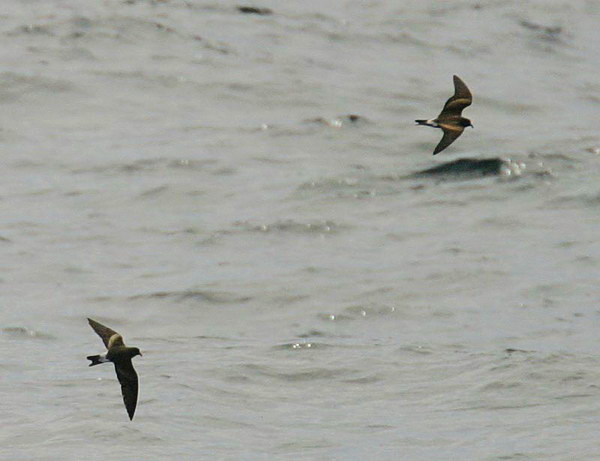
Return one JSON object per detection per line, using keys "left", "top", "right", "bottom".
{"left": 88, "top": 318, "right": 125, "bottom": 349}
{"left": 433, "top": 126, "right": 464, "bottom": 155}
{"left": 438, "top": 75, "right": 472, "bottom": 119}
{"left": 114, "top": 359, "right": 139, "bottom": 421}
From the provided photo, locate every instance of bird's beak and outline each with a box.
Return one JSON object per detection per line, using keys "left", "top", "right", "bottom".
{"left": 139, "top": 351, "right": 143, "bottom": 356}
{"left": 470, "top": 124, "right": 474, "bottom": 128}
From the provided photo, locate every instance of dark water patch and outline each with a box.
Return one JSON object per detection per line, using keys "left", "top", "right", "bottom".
{"left": 202, "top": 415, "right": 255, "bottom": 430}
{"left": 237, "top": 6, "right": 273, "bottom": 16}
{"left": 316, "top": 312, "right": 354, "bottom": 322}
{"left": 478, "top": 216, "right": 522, "bottom": 229}
{"left": 519, "top": 19, "right": 563, "bottom": 42}
{"left": 79, "top": 15, "right": 182, "bottom": 43}
{"left": 87, "top": 295, "right": 112, "bottom": 304}
{"left": 317, "top": 304, "right": 403, "bottom": 326}
{"left": 167, "top": 158, "right": 221, "bottom": 170}
{"left": 0, "top": 72, "right": 73, "bottom": 102}
{"left": 8, "top": 24, "right": 55, "bottom": 36}
{"left": 1, "top": 327, "right": 54, "bottom": 340}
{"left": 303, "top": 114, "right": 368, "bottom": 128}
{"left": 578, "top": 193, "right": 600, "bottom": 207}
{"left": 234, "top": 219, "right": 345, "bottom": 235}
{"left": 147, "top": 226, "right": 205, "bottom": 237}
{"left": 342, "top": 374, "right": 382, "bottom": 384}
{"left": 197, "top": 230, "right": 232, "bottom": 246}
{"left": 241, "top": 363, "right": 354, "bottom": 382}
{"left": 71, "top": 158, "right": 224, "bottom": 176}
{"left": 234, "top": 123, "right": 311, "bottom": 139}
{"left": 212, "top": 167, "right": 237, "bottom": 176}
{"left": 554, "top": 392, "right": 595, "bottom": 400}
{"left": 529, "top": 152, "right": 575, "bottom": 164}
{"left": 138, "top": 185, "right": 169, "bottom": 198}
{"left": 9, "top": 13, "right": 183, "bottom": 45}
{"left": 297, "top": 330, "right": 328, "bottom": 338}
{"left": 296, "top": 329, "right": 353, "bottom": 341}
{"left": 504, "top": 348, "right": 532, "bottom": 354}
{"left": 265, "top": 293, "right": 309, "bottom": 306}
{"left": 410, "top": 157, "right": 525, "bottom": 180}
{"left": 413, "top": 197, "right": 468, "bottom": 207}
{"left": 398, "top": 344, "right": 434, "bottom": 355}
{"left": 556, "top": 240, "right": 580, "bottom": 249}
{"left": 496, "top": 454, "right": 533, "bottom": 460}
{"left": 585, "top": 146, "right": 600, "bottom": 155}
{"left": 70, "top": 15, "right": 93, "bottom": 31}
{"left": 71, "top": 158, "right": 162, "bottom": 174}
{"left": 573, "top": 255, "right": 596, "bottom": 266}
{"left": 251, "top": 154, "right": 295, "bottom": 165}
{"left": 341, "top": 304, "right": 398, "bottom": 319}
{"left": 296, "top": 176, "right": 377, "bottom": 200}
{"left": 552, "top": 191, "right": 600, "bottom": 208}
{"left": 151, "top": 22, "right": 176, "bottom": 34}
{"left": 128, "top": 290, "right": 252, "bottom": 305}
{"left": 273, "top": 342, "right": 331, "bottom": 351}
{"left": 63, "top": 265, "right": 93, "bottom": 275}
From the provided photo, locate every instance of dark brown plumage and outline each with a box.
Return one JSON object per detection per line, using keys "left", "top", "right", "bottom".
{"left": 87, "top": 318, "right": 142, "bottom": 421}
{"left": 415, "top": 75, "right": 473, "bottom": 155}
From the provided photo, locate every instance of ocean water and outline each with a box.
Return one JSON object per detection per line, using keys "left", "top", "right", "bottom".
{"left": 1, "top": 0, "right": 600, "bottom": 459}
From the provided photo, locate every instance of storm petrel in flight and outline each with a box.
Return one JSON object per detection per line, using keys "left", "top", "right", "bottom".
{"left": 87, "top": 318, "right": 142, "bottom": 420}
{"left": 416, "top": 75, "right": 473, "bottom": 155}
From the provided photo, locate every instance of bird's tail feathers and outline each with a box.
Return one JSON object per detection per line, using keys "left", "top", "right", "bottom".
{"left": 87, "top": 355, "right": 108, "bottom": 366}
{"left": 415, "top": 119, "right": 437, "bottom": 127}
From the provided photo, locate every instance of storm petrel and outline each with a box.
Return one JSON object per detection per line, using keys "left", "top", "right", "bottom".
{"left": 416, "top": 75, "right": 473, "bottom": 155}
{"left": 87, "top": 318, "right": 142, "bottom": 420}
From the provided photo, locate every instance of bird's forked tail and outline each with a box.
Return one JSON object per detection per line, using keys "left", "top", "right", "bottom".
{"left": 415, "top": 119, "right": 438, "bottom": 127}
{"left": 87, "top": 355, "right": 107, "bottom": 366}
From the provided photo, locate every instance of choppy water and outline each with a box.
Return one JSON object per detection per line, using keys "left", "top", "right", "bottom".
{"left": 1, "top": 0, "right": 600, "bottom": 459}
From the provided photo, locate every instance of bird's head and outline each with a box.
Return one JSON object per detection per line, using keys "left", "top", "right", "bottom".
{"left": 461, "top": 118, "right": 474, "bottom": 128}
{"left": 130, "top": 347, "right": 142, "bottom": 358}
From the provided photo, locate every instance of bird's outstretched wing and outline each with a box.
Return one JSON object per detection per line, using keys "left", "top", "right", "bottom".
{"left": 433, "top": 126, "right": 464, "bottom": 155}
{"left": 114, "top": 359, "right": 139, "bottom": 420}
{"left": 88, "top": 318, "right": 125, "bottom": 349}
{"left": 438, "top": 75, "right": 472, "bottom": 119}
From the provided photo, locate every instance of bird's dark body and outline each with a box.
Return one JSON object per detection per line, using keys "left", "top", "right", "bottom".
{"left": 86, "top": 318, "right": 141, "bottom": 420}
{"left": 106, "top": 346, "right": 142, "bottom": 362}
{"left": 87, "top": 346, "right": 140, "bottom": 366}
{"left": 416, "top": 75, "right": 473, "bottom": 155}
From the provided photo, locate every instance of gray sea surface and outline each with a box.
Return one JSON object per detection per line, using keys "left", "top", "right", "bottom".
{"left": 1, "top": 0, "right": 600, "bottom": 459}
